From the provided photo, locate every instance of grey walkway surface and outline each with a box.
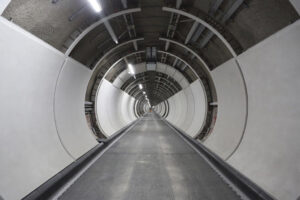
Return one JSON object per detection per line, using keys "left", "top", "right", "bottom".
{"left": 59, "top": 113, "right": 240, "bottom": 200}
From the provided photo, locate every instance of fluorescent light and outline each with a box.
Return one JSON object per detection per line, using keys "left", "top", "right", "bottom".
{"left": 127, "top": 63, "right": 135, "bottom": 75}
{"left": 139, "top": 84, "right": 143, "bottom": 90}
{"left": 87, "top": 0, "right": 102, "bottom": 13}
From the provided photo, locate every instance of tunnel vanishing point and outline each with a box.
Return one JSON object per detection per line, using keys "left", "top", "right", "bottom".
{"left": 0, "top": 0, "right": 300, "bottom": 200}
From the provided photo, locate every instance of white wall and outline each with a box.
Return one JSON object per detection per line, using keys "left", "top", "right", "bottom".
{"left": 204, "top": 59, "right": 247, "bottom": 159}
{"left": 0, "top": 17, "right": 97, "bottom": 200}
{"left": 54, "top": 58, "right": 97, "bottom": 159}
{"left": 154, "top": 102, "right": 167, "bottom": 117}
{"left": 207, "top": 20, "right": 300, "bottom": 200}
{"left": 96, "top": 79, "right": 137, "bottom": 137}
{"left": 163, "top": 79, "right": 207, "bottom": 138}
{"left": 0, "top": 0, "right": 10, "bottom": 14}
{"left": 228, "top": 20, "right": 300, "bottom": 200}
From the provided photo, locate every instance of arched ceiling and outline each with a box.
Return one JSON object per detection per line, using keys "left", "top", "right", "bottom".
{"left": 2, "top": 0, "right": 299, "bottom": 103}
{"left": 2, "top": 0, "right": 298, "bottom": 138}
{"left": 3, "top": 0, "right": 298, "bottom": 66}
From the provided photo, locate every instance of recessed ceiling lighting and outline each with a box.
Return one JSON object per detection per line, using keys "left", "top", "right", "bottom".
{"left": 127, "top": 63, "right": 135, "bottom": 75}
{"left": 139, "top": 84, "right": 143, "bottom": 90}
{"left": 87, "top": 0, "right": 102, "bottom": 13}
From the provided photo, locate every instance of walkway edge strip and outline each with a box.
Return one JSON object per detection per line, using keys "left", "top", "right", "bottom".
{"left": 160, "top": 116, "right": 275, "bottom": 200}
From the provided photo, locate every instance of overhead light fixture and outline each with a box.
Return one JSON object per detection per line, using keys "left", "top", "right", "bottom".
{"left": 87, "top": 0, "right": 102, "bottom": 13}
{"left": 139, "top": 84, "right": 143, "bottom": 90}
{"left": 143, "top": 91, "right": 146, "bottom": 95}
{"left": 127, "top": 63, "right": 135, "bottom": 75}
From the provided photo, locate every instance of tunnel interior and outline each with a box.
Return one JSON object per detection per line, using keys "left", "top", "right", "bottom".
{"left": 0, "top": 0, "right": 300, "bottom": 200}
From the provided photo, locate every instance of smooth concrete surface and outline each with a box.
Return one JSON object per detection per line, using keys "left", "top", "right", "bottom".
{"left": 54, "top": 57, "right": 98, "bottom": 159}
{"left": 120, "top": 93, "right": 137, "bottom": 125}
{"left": 0, "top": 17, "right": 73, "bottom": 200}
{"left": 154, "top": 102, "right": 167, "bottom": 117}
{"left": 96, "top": 79, "right": 137, "bottom": 137}
{"left": 186, "top": 80, "right": 207, "bottom": 137}
{"left": 58, "top": 113, "right": 240, "bottom": 200}
{"left": 204, "top": 58, "right": 247, "bottom": 159}
{"left": 225, "top": 20, "right": 300, "bottom": 200}
{"left": 164, "top": 80, "right": 207, "bottom": 138}
{"left": 0, "top": 17, "right": 100, "bottom": 200}
{"left": 290, "top": 0, "right": 300, "bottom": 14}
{"left": 0, "top": 0, "right": 10, "bottom": 14}
{"left": 167, "top": 91, "right": 187, "bottom": 127}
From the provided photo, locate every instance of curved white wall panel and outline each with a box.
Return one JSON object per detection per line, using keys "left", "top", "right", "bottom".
{"left": 0, "top": 18, "right": 74, "bottom": 200}
{"left": 204, "top": 58, "right": 246, "bottom": 159}
{"left": 165, "top": 80, "right": 207, "bottom": 138}
{"left": 120, "top": 94, "right": 136, "bottom": 124}
{"left": 226, "top": 20, "right": 300, "bottom": 200}
{"left": 179, "top": 78, "right": 189, "bottom": 89}
{"left": 96, "top": 79, "right": 137, "bottom": 137}
{"left": 186, "top": 80, "right": 207, "bottom": 137}
{"left": 54, "top": 58, "right": 98, "bottom": 159}
{"left": 172, "top": 91, "right": 187, "bottom": 126}
{"left": 180, "top": 87, "right": 195, "bottom": 131}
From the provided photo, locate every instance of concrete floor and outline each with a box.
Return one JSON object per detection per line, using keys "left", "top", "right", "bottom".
{"left": 59, "top": 113, "right": 240, "bottom": 200}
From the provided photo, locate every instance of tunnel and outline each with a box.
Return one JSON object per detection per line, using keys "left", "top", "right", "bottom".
{"left": 0, "top": 0, "right": 300, "bottom": 199}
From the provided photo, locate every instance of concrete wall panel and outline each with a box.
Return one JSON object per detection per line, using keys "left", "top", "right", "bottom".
{"left": 204, "top": 59, "right": 246, "bottom": 159}
{"left": 181, "top": 87, "right": 194, "bottom": 131}
{"left": 165, "top": 80, "right": 207, "bottom": 138}
{"left": 54, "top": 58, "right": 98, "bottom": 159}
{"left": 186, "top": 80, "right": 207, "bottom": 137}
{"left": 96, "top": 79, "right": 137, "bottom": 137}
{"left": 0, "top": 0, "right": 10, "bottom": 14}
{"left": 227, "top": 20, "right": 300, "bottom": 200}
{"left": 0, "top": 18, "right": 74, "bottom": 200}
